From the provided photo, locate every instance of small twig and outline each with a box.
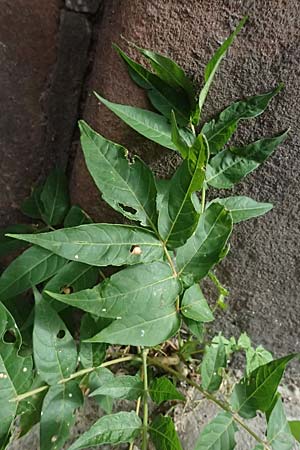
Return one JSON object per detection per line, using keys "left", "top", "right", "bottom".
{"left": 148, "top": 357, "right": 272, "bottom": 450}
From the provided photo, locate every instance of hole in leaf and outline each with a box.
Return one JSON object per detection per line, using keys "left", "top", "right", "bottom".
{"left": 118, "top": 203, "right": 137, "bottom": 215}
{"left": 130, "top": 245, "right": 142, "bottom": 255}
{"left": 60, "top": 285, "right": 74, "bottom": 295}
{"left": 3, "top": 329, "right": 17, "bottom": 343}
{"left": 57, "top": 329, "right": 66, "bottom": 339}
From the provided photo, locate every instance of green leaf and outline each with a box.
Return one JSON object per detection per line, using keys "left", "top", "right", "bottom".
{"left": 158, "top": 135, "right": 208, "bottom": 248}
{"left": 137, "top": 46, "right": 195, "bottom": 105}
{"left": 43, "top": 261, "right": 99, "bottom": 311}
{"left": 0, "top": 224, "right": 32, "bottom": 258}
{"left": 40, "top": 169, "right": 70, "bottom": 226}
{"left": 267, "top": 396, "right": 295, "bottom": 450}
{"left": 68, "top": 411, "right": 142, "bottom": 449}
{"left": 21, "top": 185, "right": 44, "bottom": 220}
{"left": 40, "top": 381, "right": 83, "bottom": 450}
{"left": 90, "top": 374, "right": 143, "bottom": 400}
{"left": 7, "top": 223, "right": 164, "bottom": 267}
{"left": 177, "top": 203, "right": 233, "bottom": 283}
{"left": 206, "top": 131, "right": 288, "bottom": 188}
{"left": 79, "top": 314, "right": 108, "bottom": 369}
{"left": 33, "top": 289, "right": 78, "bottom": 385}
{"left": 0, "top": 303, "right": 33, "bottom": 447}
{"left": 197, "top": 16, "right": 247, "bottom": 120}
{"left": 94, "top": 92, "right": 194, "bottom": 151}
{"left": 237, "top": 336, "right": 273, "bottom": 375}
{"left": 150, "top": 415, "right": 183, "bottom": 450}
{"left": 79, "top": 120, "right": 158, "bottom": 229}
{"left": 19, "top": 375, "right": 47, "bottom": 437}
{"left": 171, "top": 110, "right": 190, "bottom": 158}
{"left": 194, "top": 412, "right": 237, "bottom": 450}
{"left": 115, "top": 45, "right": 191, "bottom": 126}
{"left": 231, "top": 354, "right": 297, "bottom": 419}
{"left": 88, "top": 367, "right": 114, "bottom": 414}
{"left": 210, "top": 196, "right": 273, "bottom": 223}
{"left": 201, "top": 341, "right": 226, "bottom": 392}
{"left": 183, "top": 317, "right": 204, "bottom": 341}
{"left": 86, "top": 303, "right": 180, "bottom": 347}
{"left": 0, "top": 245, "right": 66, "bottom": 301}
{"left": 149, "top": 376, "right": 185, "bottom": 405}
{"left": 289, "top": 421, "right": 300, "bottom": 443}
{"left": 64, "top": 205, "right": 92, "bottom": 227}
{"left": 201, "top": 85, "right": 283, "bottom": 154}
{"left": 45, "top": 261, "right": 179, "bottom": 317}
{"left": 181, "top": 284, "right": 214, "bottom": 323}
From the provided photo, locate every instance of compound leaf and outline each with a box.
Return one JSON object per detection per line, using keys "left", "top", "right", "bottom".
{"left": 94, "top": 92, "right": 194, "bottom": 151}
{"left": 206, "top": 130, "right": 288, "bottom": 188}
{"left": 45, "top": 261, "right": 179, "bottom": 319}
{"left": 194, "top": 412, "right": 237, "bottom": 450}
{"left": 201, "top": 85, "right": 283, "bottom": 154}
{"left": 40, "top": 169, "right": 70, "bottom": 226}
{"left": 43, "top": 262, "right": 98, "bottom": 311}
{"left": 116, "top": 45, "right": 191, "bottom": 125}
{"left": 158, "top": 135, "right": 208, "bottom": 248}
{"left": 0, "top": 303, "right": 33, "bottom": 447}
{"left": 210, "top": 196, "right": 273, "bottom": 223}
{"left": 177, "top": 203, "right": 233, "bottom": 284}
{"left": 33, "top": 289, "right": 77, "bottom": 385}
{"left": 90, "top": 374, "right": 143, "bottom": 400}
{"left": 289, "top": 421, "right": 300, "bottom": 443}
{"left": 79, "top": 120, "right": 158, "bottom": 229}
{"left": 86, "top": 305, "right": 180, "bottom": 347}
{"left": 64, "top": 205, "right": 92, "bottom": 227}
{"left": 201, "top": 340, "right": 227, "bottom": 392}
{"left": 40, "top": 382, "right": 83, "bottom": 450}
{"left": 231, "top": 354, "right": 297, "bottom": 419}
{"left": 197, "top": 16, "right": 247, "bottom": 120}
{"left": 0, "top": 245, "right": 66, "bottom": 301}
{"left": 181, "top": 284, "right": 214, "bottom": 323}
{"left": 150, "top": 415, "right": 183, "bottom": 450}
{"left": 7, "top": 224, "right": 163, "bottom": 267}
{"left": 138, "top": 46, "right": 195, "bottom": 104}
{"left": 68, "top": 411, "right": 142, "bottom": 449}
{"left": 267, "top": 396, "right": 295, "bottom": 450}
{"left": 88, "top": 367, "right": 114, "bottom": 414}
{"left": 149, "top": 376, "right": 185, "bottom": 405}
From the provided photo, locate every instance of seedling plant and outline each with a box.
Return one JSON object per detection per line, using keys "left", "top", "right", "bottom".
{"left": 0, "top": 16, "right": 299, "bottom": 450}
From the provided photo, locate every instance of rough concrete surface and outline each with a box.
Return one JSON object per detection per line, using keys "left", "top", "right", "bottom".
{"left": 71, "top": 0, "right": 300, "bottom": 362}
{"left": 65, "top": 0, "right": 101, "bottom": 14}
{"left": 0, "top": 0, "right": 62, "bottom": 226}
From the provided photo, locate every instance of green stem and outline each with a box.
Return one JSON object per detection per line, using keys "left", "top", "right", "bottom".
{"left": 148, "top": 357, "right": 272, "bottom": 450}
{"left": 12, "top": 355, "right": 140, "bottom": 403}
{"left": 201, "top": 185, "right": 206, "bottom": 213}
{"left": 142, "top": 348, "right": 149, "bottom": 450}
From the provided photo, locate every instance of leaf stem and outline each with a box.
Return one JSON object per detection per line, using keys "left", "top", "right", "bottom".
{"left": 11, "top": 355, "right": 140, "bottom": 403}
{"left": 148, "top": 357, "right": 272, "bottom": 450}
{"left": 142, "top": 348, "right": 149, "bottom": 450}
{"left": 201, "top": 185, "right": 206, "bottom": 213}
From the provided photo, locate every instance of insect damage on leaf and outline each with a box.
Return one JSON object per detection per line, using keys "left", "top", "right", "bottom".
{"left": 4, "top": 15, "right": 291, "bottom": 450}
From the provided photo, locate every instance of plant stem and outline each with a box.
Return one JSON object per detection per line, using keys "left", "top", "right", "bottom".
{"left": 201, "top": 185, "right": 206, "bottom": 213}
{"left": 163, "top": 244, "right": 177, "bottom": 278}
{"left": 148, "top": 357, "right": 272, "bottom": 450}
{"left": 129, "top": 396, "right": 142, "bottom": 450}
{"left": 11, "top": 355, "right": 140, "bottom": 403}
{"left": 142, "top": 348, "right": 149, "bottom": 450}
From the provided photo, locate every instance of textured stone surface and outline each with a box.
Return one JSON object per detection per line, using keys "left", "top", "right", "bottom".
{"left": 45, "top": 10, "right": 91, "bottom": 168}
{"left": 0, "top": 0, "right": 61, "bottom": 226}
{"left": 65, "top": 0, "right": 101, "bottom": 14}
{"left": 71, "top": 0, "right": 300, "bottom": 361}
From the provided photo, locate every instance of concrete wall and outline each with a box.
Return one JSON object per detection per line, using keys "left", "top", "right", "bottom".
{"left": 71, "top": 0, "right": 300, "bottom": 358}
{"left": 0, "top": 0, "right": 299, "bottom": 360}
